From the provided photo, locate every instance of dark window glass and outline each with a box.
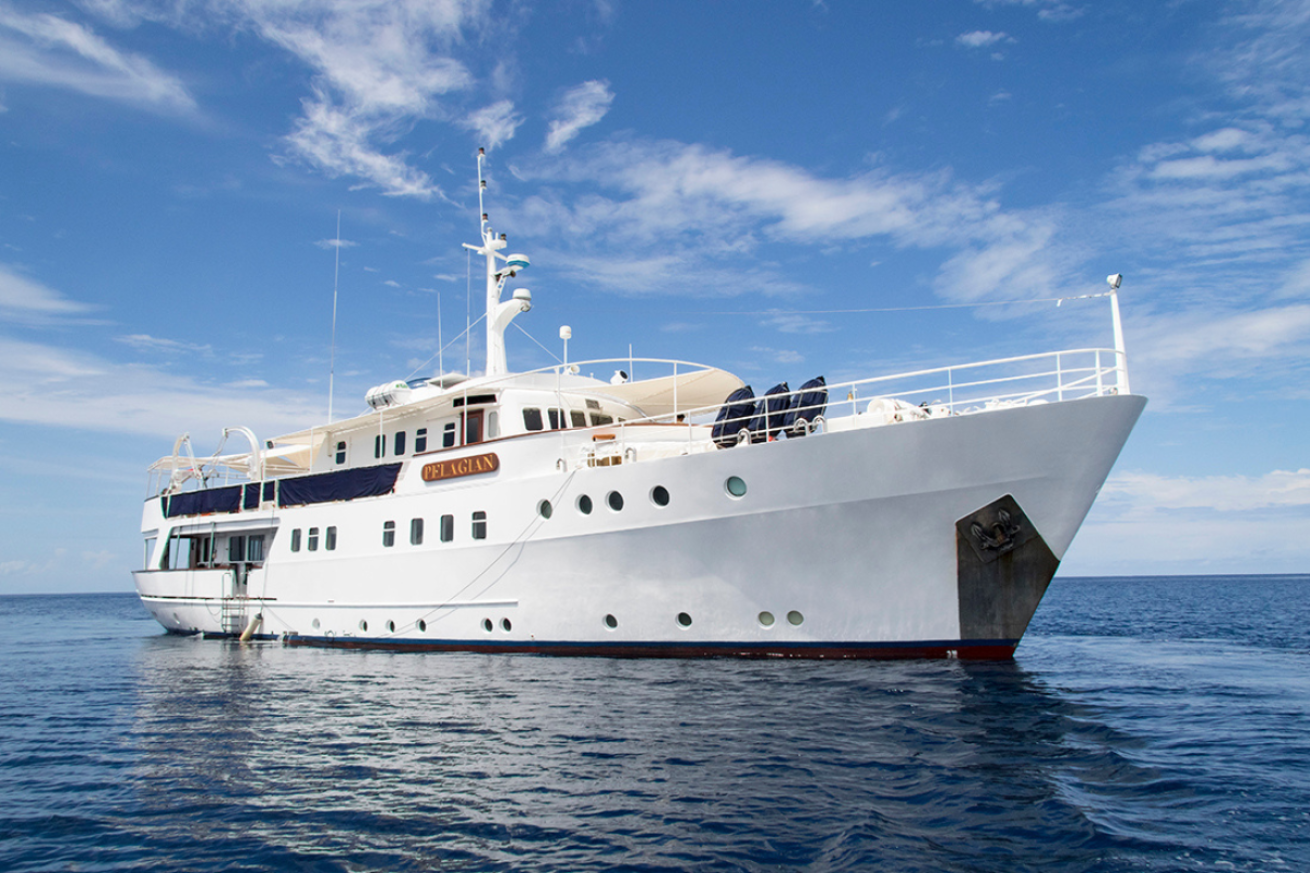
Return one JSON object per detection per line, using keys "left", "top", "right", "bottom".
{"left": 547, "top": 408, "right": 562, "bottom": 429}
{"left": 307, "top": 527, "right": 319, "bottom": 551}
{"left": 472, "top": 511, "right": 487, "bottom": 540}
{"left": 415, "top": 428, "right": 428, "bottom": 453}
{"left": 326, "top": 526, "right": 337, "bottom": 551}
{"left": 291, "top": 529, "right": 301, "bottom": 552}
{"left": 382, "top": 521, "right": 395, "bottom": 548}
{"left": 440, "top": 514, "right": 454, "bottom": 542}
{"left": 247, "top": 535, "right": 264, "bottom": 562}
{"left": 570, "top": 410, "right": 587, "bottom": 428}
{"left": 374, "top": 435, "right": 384, "bottom": 459}
{"left": 335, "top": 441, "right": 346, "bottom": 465}
{"left": 523, "top": 408, "right": 544, "bottom": 431}
{"left": 443, "top": 423, "right": 456, "bottom": 448}
{"left": 464, "top": 411, "right": 483, "bottom": 444}
{"left": 229, "top": 535, "right": 245, "bottom": 562}
{"left": 410, "top": 518, "right": 424, "bottom": 546}
{"left": 395, "top": 431, "right": 406, "bottom": 456}
{"left": 591, "top": 413, "right": 614, "bottom": 426}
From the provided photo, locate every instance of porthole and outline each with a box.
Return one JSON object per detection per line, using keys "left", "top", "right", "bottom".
{"left": 538, "top": 499, "right": 553, "bottom": 519}
{"left": 758, "top": 611, "right": 775, "bottom": 628}
{"left": 787, "top": 610, "right": 804, "bottom": 626}
{"left": 651, "top": 485, "right": 670, "bottom": 507}
{"left": 387, "top": 620, "right": 396, "bottom": 633}
{"left": 577, "top": 494, "right": 593, "bottom": 515}
{"left": 417, "top": 619, "right": 426, "bottom": 632}
{"left": 725, "top": 476, "right": 747, "bottom": 498}
{"left": 677, "top": 612, "right": 693, "bottom": 628}
{"left": 607, "top": 491, "right": 624, "bottom": 512}
{"left": 501, "top": 618, "right": 512, "bottom": 632}
{"left": 482, "top": 618, "right": 494, "bottom": 632}
{"left": 604, "top": 614, "right": 618, "bottom": 630}
{"left": 312, "top": 618, "right": 321, "bottom": 630}
{"left": 359, "top": 620, "right": 369, "bottom": 632}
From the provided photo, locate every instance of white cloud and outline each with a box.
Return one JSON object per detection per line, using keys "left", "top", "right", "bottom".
{"left": 520, "top": 139, "right": 1075, "bottom": 302}
{"left": 315, "top": 237, "right": 358, "bottom": 249}
{"left": 972, "top": 0, "right": 1082, "bottom": 23}
{"left": 115, "top": 333, "right": 214, "bottom": 355}
{"left": 0, "top": 6, "right": 194, "bottom": 111}
{"left": 545, "top": 79, "right": 614, "bottom": 153}
{"left": 284, "top": 92, "right": 444, "bottom": 199}
{"left": 0, "top": 336, "right": 322, "bottom": 439}
{"left": 0, "top": 263, "right": 95, "bottom": 321}
{"left": 1104, "top": 468, "right": 1310, "bottom": 513}
{"left": 462, "top": 99, "right": 522, "bottom": 150}
{"left": 955, "top": 31, "right": 1011, "bottom": 49}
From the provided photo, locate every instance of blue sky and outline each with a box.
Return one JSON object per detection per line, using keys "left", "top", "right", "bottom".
{"left": 2, "top": 0, "right": 1308, "bottom": 594}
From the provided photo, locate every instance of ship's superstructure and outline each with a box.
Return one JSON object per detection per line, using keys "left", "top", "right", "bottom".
{"left": 133, "top": 153, "right": 1144, "bottom": 659}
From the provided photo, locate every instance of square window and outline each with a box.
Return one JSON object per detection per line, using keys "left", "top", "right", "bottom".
{"left": 523, "top": 408, "right": 544, "bottom": 431}
{"left": 570, "top": 410, "right": 587, "bottom": 428}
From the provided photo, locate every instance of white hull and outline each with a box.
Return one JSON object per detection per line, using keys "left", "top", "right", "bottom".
{"left": 135, "top": 393, "right": 1144, "bottom": 658}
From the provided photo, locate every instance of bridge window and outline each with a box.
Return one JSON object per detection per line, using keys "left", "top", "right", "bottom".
{"left": 522, "top": 407, "right": 544, "bottom": 431}
{"left": 570, "top": 410, "right": 587, "bottom": 428}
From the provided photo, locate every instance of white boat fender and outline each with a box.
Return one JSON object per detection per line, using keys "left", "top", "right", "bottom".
{"left": 239, "top": 613, "right": 263, "bottom": 642}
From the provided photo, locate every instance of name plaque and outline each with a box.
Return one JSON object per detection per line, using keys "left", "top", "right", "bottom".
{"left": 421, "top": 452, "right": 500, "bottom": 482}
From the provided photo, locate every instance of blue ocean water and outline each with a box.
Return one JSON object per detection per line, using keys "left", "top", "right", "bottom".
{"left": 1, "top": 576, "right": 1308, "bottom": 872}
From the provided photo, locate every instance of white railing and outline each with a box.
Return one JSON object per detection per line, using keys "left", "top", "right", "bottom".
{"left": 561, "top": 347, "right": 1126, "bottom": 467}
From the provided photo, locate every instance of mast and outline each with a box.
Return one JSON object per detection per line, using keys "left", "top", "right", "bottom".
{"left": 462, "top": 148, "right": 531, "bottom": 377}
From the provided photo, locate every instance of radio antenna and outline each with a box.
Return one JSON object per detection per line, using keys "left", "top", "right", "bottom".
{"left": 328, "top": 209, "right": 341, "bottom": 423}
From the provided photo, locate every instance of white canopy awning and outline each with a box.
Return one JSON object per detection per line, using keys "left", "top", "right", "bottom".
{"left": 592, "top": 367, "right": 744, "bottom": 418}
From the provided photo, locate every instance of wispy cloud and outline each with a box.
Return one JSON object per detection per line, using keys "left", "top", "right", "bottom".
{"left": 955, "top": 30, "right": 1011, "bottom": 49}
{"left": 462, "top": 99, "right": 523, "bottom": 150}
{"left": 314, "top": 236, "right": 358, "bottom": 249}
{"left": 0, "top": 336, "right": 321, "bottom": 439}
{"left": 972, "top": 0, "right": 1083, "bottom": 23}
{"left": 522, "top": 139, "right": 1070, "bottom": 302}
{"left": 230, "top": 0, "right": 487, "bottom": 198}
{"left": 0, "top": 263, "right": 96, "bottom": 323}
{"left": 0, "top": 5, "right": 195, "bottom": 112}
{"left": 115, "top": 333, "right": 214, "bottom": 356}
{"left": 545, "top": 80, "right": 614, "bottom": 153}
{"left": 1105, "top": 468, "right": 1310, "bottom": 513}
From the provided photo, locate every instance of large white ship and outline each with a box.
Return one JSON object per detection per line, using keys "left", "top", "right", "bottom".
{"left": 133, "top": 153, "right": 1144, "bottom": 659}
